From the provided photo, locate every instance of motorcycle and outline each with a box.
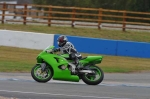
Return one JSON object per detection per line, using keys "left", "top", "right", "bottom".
{"left": 31, "top": 46, "right": 104, "bottom": 85}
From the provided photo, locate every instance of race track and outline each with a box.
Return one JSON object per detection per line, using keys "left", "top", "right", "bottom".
{"left": 0, "top": 72, "right": 150, "bottom": 99}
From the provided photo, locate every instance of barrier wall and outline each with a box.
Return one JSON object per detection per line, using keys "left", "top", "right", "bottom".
{"left": 54, "top": 35, "right": 118, "bottom": 55}
{"left": 54, "top": 34, "right": 150, "bottom": 58}
{"left": 0, "top": 30, "right": 150, "bottom": 58}
{"left": 117, "top": 41, "right": 150, "bottom": 58}
{"left": 0, "top": 30, "right": 54, "bottom": 50}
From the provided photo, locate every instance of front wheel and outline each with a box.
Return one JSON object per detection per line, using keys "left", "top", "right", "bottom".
{"left": 31, "top": 64, "right": 53, "bottom": 83}
{"left": 81, "top": 66, "right": 104, "bottom": 85}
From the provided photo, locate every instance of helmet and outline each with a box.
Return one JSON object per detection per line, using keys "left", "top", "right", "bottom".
{"left": 57, "top": 35, "right": 68, "bottom": 47}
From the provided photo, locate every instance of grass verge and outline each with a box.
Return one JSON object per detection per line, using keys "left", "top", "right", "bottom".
{"left": 0, "top": 24, "right": 150, "bottom": 42}
{"left": 0, "top": 46, "right": 150, "bottom": 73}
{"left": 0, "top": 24, "right": 150, "bottom": 73}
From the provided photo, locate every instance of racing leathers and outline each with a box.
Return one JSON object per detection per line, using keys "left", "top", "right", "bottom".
{"left": 54, "top": 42, "right": 82, "bottom": 67}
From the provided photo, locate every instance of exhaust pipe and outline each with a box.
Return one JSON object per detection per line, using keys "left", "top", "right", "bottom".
{"left": 79, "top": 70, "right": 94, "bottom": 74}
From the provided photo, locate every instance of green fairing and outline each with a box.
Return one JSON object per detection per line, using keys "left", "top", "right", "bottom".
{"left": 60, "top": 54, "right": 103, "bottom": 66}
{"left": 36, "top": 47, "right": 79, "bottom": 82}
{"left": 35, "top": 46, "right": 103, "bottom": 82}
{"left": 80, "top": 56, "right": 103, "bottom": 66}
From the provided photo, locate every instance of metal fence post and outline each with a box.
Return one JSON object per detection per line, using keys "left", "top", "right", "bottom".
{"left": 23, "top": 4, "right": 27, "bottom": 25}
{"left": 122, "top": 11, "right": 126, "bottom": 31}
{"left": 2, "top": 3, "right": 6, "bottom": 24}
{"left": 98, "top": 8, "right": 103, "bottom": 29}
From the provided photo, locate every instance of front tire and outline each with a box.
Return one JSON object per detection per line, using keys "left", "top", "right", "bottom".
{"left": 81, "top": 66, "right": 104, "bottom": 85}
{"left": 31, "top": 64, "right": 53, "bottom": 83}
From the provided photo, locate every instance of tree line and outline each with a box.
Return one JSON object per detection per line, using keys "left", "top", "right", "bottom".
{"left": 33, "top": 0, "right": 150, "bottom": 23}
{"left": 33, "top": 0, "right": 150, "bottom": 12}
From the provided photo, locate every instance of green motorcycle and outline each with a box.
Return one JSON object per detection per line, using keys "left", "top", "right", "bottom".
{"left": 31, "top": 46, "right": 104, "bottom": 85}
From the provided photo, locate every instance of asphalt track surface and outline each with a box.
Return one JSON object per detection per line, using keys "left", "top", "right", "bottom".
{"left": 0, "top": 72, "right": 150, "bottom": 99}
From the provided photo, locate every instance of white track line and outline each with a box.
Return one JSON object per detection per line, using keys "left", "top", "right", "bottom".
{"left": 0, "top": 90, "right": 130, "bottom": 99}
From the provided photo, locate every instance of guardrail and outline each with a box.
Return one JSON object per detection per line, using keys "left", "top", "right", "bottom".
{"left": 0, "top": 3, "right": 150, "bottom": 31}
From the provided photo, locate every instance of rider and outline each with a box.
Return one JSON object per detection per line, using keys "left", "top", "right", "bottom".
{"left": 54, "top": 35, "right": 82, "bottom": 69}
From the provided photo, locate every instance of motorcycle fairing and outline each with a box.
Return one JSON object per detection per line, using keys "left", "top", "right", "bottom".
{"left": 37, "top": 53, "right": 79, "bottom": 82}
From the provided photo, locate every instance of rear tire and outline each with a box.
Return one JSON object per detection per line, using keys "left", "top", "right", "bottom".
{"left": 31, "top": 64, "right": 53, "bottom": 83}
{"left": 81, "top": 66, "right": 104, "bottom": 85}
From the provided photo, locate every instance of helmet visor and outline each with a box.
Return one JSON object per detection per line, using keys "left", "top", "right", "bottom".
{"left": 58, "top": 41, "right": 63, "bottom": 47}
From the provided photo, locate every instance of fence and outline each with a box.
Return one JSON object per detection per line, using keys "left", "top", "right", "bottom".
{"left": 0, "top": 3, "right": 150, "bottom": 31}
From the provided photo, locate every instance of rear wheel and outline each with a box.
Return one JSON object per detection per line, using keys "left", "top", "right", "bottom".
{"left": 31, "top": 64, "right": 53, "bottom": 83}
{"left": 81, "top": 66, "right": 104, "bottom": 85}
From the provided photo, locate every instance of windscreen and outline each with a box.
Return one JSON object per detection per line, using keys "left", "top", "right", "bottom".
{"left": 43, "top": 46, "right": 55, "bottom": 52}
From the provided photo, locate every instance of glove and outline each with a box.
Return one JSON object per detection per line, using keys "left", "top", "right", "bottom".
{"left": 53, "top": 48, "right": 60, "bottom": 52}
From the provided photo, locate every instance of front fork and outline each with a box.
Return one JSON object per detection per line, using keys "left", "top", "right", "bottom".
{"left": 39, "top": 63, "right": 47, "bottom": 72}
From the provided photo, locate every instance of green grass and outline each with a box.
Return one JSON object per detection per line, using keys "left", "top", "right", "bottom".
{"left": 0, "top": 46, "right": 150, "bottom": 73}
{"left": 0, "top": 24, "right": 150, "bottom": 42}
{"left": 0, "top": 24, "right": 150, "bottom": 73}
